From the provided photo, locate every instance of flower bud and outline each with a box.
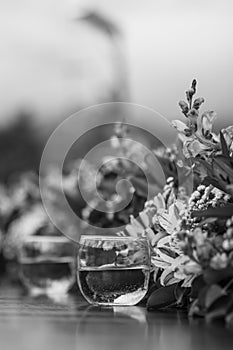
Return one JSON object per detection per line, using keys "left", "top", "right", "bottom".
{"left": 186, "top": 109, "right": 198, "bottom": 133}
{"left": 222, "top": 240, "right": 230, "bottom": 251}
{"left": 187, "top": 108, "right": 199, "bottom": 119}
{"left": 191, "top": 79, "right": 197, "bottom": 93}
{"left": 193, "top": 97, "right": 205, "bottom": 110}
{"left": 210, "top": 253, "right": 228, "bottom": 269}
{"left": 186, "top": 89, "right": 195, "bottom": 102}
{"left": 179, "top": 100, "right": 189, "bottom": 115}
{"left": 184, "top": 128, "right": 193, "bottom": 137}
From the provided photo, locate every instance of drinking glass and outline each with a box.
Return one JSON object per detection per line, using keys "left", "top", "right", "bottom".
{"left": 18, "top": 236, "right": 76, "bottom": 296}
{"left": 77, "top": 235, "right": 151, "bottom": 306}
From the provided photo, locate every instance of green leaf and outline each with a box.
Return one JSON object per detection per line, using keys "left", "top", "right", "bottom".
{"left": 197, "top": 157, "right": 213, "bottom": 174}
{"left": 202, "top": 176, "right": 228, "bottom": 193}
{"left": 198, "top": 286, "right": 210, "bottom": 310}
{"left": 189, "top": 299, "right": 204, "bottom": 317}
{"left": 213, "top": 155, "right": 233, "bottom": 184}
{"left": 206, "top": 295, "right": 233, "bottom": 322}
{"left": 198, "top": 155, "right": 233, "bottom": 194}
{"left": 220, "top": 131, "right": 230, "bottom": 156}
{"left": 205, "top": 285, "right": 224, "bottom": 309}
{"left": 190, "top": 275, "right": 206, "bottom": 299}
{"left": 174, "top": 284, "right": 190, "bottom": 305}
{"left": 192, "top": 205, "right": 233, "bottom": 219}
{"left": 204, "top": 267, "right": 233, "bottom": 285}
{"left": 147, "top": 284, "right": 177, "bottom": 310}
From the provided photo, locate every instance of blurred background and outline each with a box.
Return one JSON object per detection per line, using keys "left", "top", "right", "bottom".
{"left": 0, "top": 0, "right": 233, "bottom": 177}
{"left": 0, "top": 0, "right": 233, "bottom": 282}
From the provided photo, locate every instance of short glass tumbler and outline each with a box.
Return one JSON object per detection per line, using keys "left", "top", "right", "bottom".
{"left": 77, "top": 235, "right": 151, "bottom": 306}
{"left": 18, "top": 236, "right": 76, "bottom": 296}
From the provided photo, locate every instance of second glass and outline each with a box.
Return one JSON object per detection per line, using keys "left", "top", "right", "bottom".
{"left": 18, "top": 236, "right": 76, "bottom": 296}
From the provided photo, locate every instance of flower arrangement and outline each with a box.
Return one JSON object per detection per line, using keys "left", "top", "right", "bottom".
{"left": 125, "top": 80, "right": 233, "bottom": 327}
{"left": 1, "top": 80, "right": 233, "bottom": 326}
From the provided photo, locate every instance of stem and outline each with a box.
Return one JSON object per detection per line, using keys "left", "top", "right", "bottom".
{"left": 189, "top": 95, "right": 193, "bottom": 110}
{"left": 223, "top": 277, "right": 233, "bottom": 292}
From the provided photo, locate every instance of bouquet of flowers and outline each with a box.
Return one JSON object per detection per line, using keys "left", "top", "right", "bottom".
{"left": 1, "top": 79, "right": 233, "bottom": 327}
{"left": 125, "top": 80, "right": 233, "bottom": 327}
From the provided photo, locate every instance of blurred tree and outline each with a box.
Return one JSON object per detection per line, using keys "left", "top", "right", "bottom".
{"left": 0, "top": 113, "right": 42, "bottom": 182}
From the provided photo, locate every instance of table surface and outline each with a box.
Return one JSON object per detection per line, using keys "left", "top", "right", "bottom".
{"left": 0, "top": 280, "right": 233, "bottom": 350}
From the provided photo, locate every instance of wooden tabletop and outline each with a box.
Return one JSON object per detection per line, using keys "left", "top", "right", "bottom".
{"left": 0, "top": 281, "right": 232, "bottom": 350}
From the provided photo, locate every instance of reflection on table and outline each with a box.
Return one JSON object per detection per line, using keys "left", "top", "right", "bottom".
{"left": 0, "top": 282, "right": 232, "bottom": 350}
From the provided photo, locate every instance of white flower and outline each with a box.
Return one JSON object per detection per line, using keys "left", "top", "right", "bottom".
{"left": 155, "top": 201, "right": 186, "bottom": 235}
{"left": 210, "top": 253, "right": 228, "bottom": 270}
{"left": 174, "top": 258, "right": 202, "bottom": 287}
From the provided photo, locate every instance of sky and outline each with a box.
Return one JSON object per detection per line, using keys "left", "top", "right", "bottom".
{"left": 91, "top": 0, "right": 233, "bottom": 125}
{"left": 0, "top": 0, "right": 233, "bottom": 128}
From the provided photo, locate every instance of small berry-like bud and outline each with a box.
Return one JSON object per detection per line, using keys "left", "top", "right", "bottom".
{"left": 193, "top": 97, "right": 205, "bottom": 110}
{"left": 187, "top": 108, "right": 199, "bottom": 119}
{"left": 186, "top": 89, "right": 195, "bottom": 102}
{"left": 222, "top": 240, "right": 230, "bottom": 251}
{"left": 191, "top": 79, "right": 197, "bottom": 93}
{"left": 167, "top": 177, "right": 174, "bottom": 184}
{"left": 179, "top": 100, "right": 189, "bottom": 115}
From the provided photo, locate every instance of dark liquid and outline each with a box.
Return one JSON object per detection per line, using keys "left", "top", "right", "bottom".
{"left": 20, "top": 258, "right": 74, "bottom": 291}
{"left": 78, "top": 267, "right": 149, "bottom": 305}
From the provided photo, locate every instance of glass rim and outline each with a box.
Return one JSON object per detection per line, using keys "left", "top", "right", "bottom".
{"left": 79, "top": 234, "right": 147, "bottom": 241}
{"left": 22, "top": 235, "right": 71, "bottom": 243}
